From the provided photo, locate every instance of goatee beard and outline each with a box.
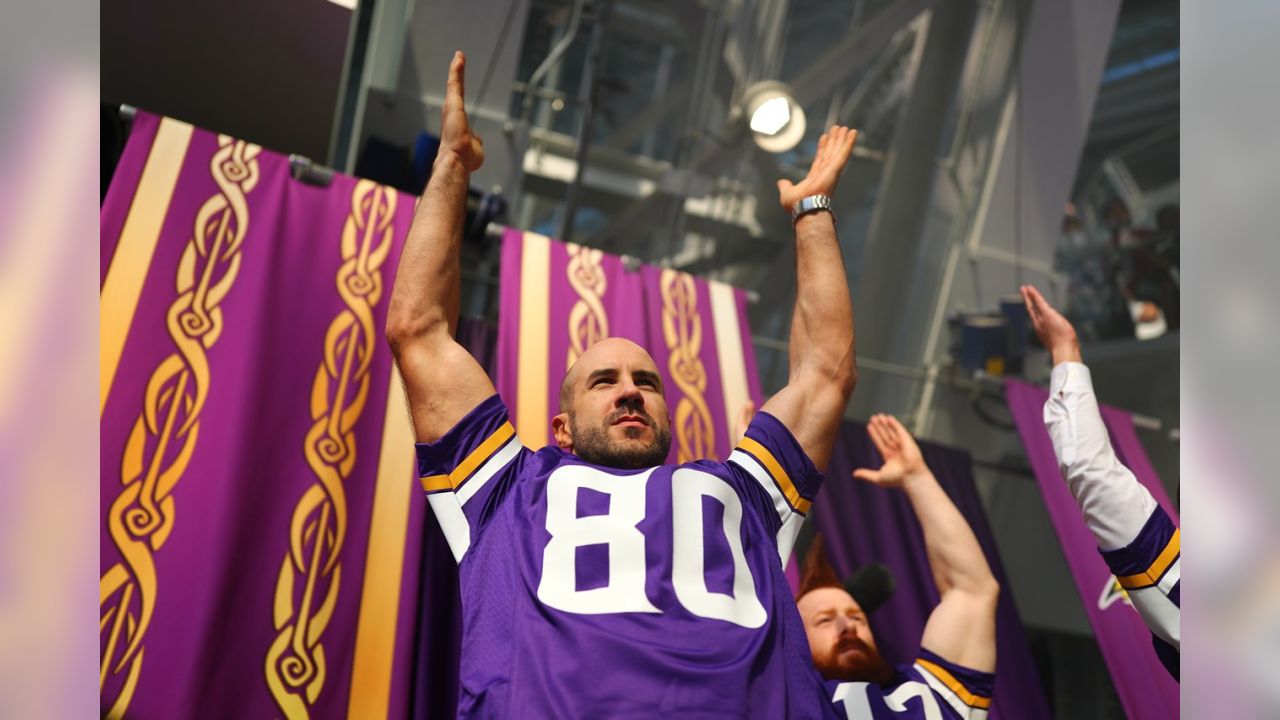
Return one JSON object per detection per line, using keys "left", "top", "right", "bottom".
{"left": 818, "top": 639, "right": 894, "bottom": 685}
{"left": 570, "top": 412, "right": 671, "bottom": 469}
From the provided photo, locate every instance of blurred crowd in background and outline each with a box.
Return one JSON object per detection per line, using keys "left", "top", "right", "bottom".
{"left": 1058, "top": 198, "right": 1180, "bottom": 342}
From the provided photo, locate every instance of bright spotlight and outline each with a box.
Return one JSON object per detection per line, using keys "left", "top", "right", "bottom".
{"left": 750, "top": 97, "right": 792, "bottom": 135}
{"left": 741, "top": 81, "right": 806, "bottom": 153}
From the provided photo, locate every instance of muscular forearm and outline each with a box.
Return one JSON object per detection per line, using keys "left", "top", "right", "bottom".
{"left": 758, "top": 211, "right": 856, "bottom": 470}
{"left": 788, "top": 212, "right": 855, "bottom": 393}
{"left": 902, "top": 470, "right": 997, "bottom": 598}
{"left": 759, "top": 126, "right": 856, "bottom": 470}
{"left": 383, "top": 51, "right": 497, "bottom": 443}
{"left": 386, "top": 153, "right": 471, "bottom": 344}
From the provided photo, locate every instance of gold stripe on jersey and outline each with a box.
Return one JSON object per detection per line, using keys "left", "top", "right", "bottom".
{"left": 418, "top": 422, "right": 515, "bottom": 493}
{"left": 737, "top": 436, "right": 810, "bottom": 514}
{"left": 419, "top": 474, "right": 451, "bottom": 492}
{"left": 1117, "top": 528, "right": 1180, "bottom": 590}
{"left": 916, "top": 658, "right": 992, "bottom": 709}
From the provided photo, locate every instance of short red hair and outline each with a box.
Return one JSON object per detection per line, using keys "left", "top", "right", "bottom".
{"left": 796, "top": 532, "right": 844, "bottom": 601}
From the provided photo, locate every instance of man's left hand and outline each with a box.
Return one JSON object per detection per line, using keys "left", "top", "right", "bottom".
{"left": 1020, "top": 284, "right": 1082, "bottom": 366}
{"left": 853, "top": 414, "right": 927, "bottom": 488}
{"left": 776, "top": 126, "right": 858, "bottom": 210}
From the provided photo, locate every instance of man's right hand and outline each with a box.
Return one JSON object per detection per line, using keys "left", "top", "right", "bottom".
{"left": 441, "top": 51, "right": 485, "bottom": 172}
{"left": 1020, "top": 284, "right": 1082, "bottom": 366}
{"left": 775, "top": 126, "right": 857, "bottom": 211}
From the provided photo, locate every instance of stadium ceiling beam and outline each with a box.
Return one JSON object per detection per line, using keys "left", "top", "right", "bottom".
{"left": 786, "top": 0, "right": 937, "bottom": 107}
{"left": 601, "top": 0, "right": 711, "bottom": 154}
{"left": 585, "top": 0, "right": 939, "bottom": 250}
{"left": 602, "top": 76, "right": 693, "bottom": 152}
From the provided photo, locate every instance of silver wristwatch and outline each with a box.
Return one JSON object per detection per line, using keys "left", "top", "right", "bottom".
{"left": 790, "top": 194, "right": 835, "bottom": 224}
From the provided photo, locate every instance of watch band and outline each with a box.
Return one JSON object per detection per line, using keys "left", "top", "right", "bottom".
{"left": 790, "top": 194, "right": 835, "bottom": 224}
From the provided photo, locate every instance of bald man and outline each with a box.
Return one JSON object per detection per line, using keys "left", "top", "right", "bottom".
{"left": 386, "top": 52, "right": 859, "bottom": 718}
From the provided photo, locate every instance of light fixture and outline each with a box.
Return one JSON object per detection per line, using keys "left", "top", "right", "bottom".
{"left": 749, "top": 97, "right": 791, "bottom": 135}
{"left": 741, "top": 81, "right": 806, "bottom": 153}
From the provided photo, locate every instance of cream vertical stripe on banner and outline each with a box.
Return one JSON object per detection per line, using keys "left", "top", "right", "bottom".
{"left": 100, "top": 117, "right": 195, "bottom": 415}
{"left": 517, "top": 232, "right": 550, "bottom": 449}
{"left": 100, "top": 133, "right": 262, "bottom": 720}
{"left": 709, "top": 281, "right": 751, "bottom": 444}
{"left": 346, "top": 364, "right": 416, "bottom": 719}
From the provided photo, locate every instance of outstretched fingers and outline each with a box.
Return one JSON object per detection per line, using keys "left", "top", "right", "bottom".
{"left": 878, "top": 416, "right": 902, "bottom": 454}
{"left": 841, "top": 126, "right": 858, "bottom": 158}
{"left": 867, "top": 415, "right": 896, "bottom": 456}
{"left": 446, "top": 51, "right": 466, "bottom": 111}
{"left": 1027, "top": 284, "right": 1050, "bottom": 312}
{"left": 864, "top": 415, "right": 882, "bottom": 450}
{"left": 820, "top": 126, "right": 857, "bottom": 180}
{"left": 882, "top": 415, "right": 912, "bottom": 448}
{"left": 1020, "top": 285, "right": 1045, "bottom": 327}
{"left": 813, "top": 132, "right": 831, "bottom": 172}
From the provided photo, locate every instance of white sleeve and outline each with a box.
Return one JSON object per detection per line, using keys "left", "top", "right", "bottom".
{"left": 1043, "top": 362, "right": 1179, "bottom": 651}
{"left": 1042, "top": 362, "right": 1157, "bottom": 551}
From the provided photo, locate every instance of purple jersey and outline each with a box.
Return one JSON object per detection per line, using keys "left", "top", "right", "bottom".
{"left": 417, "top": 395, "right": 836, "bottom": 718}
{"left": 827, "top": 649, "right": 994, "bottom": 720}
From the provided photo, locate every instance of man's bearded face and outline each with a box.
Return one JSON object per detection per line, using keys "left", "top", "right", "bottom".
{"left": 798, "top": 587, "right": 893, "bottom": 683}
{"left": 554, "top": 339, "right": 672, "bottom": 469}
{"left": 568, "top": 405, "right": 671, "bottom": 469}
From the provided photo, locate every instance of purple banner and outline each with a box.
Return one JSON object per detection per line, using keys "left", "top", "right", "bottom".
{"left": 495, "top": 230, "right": 762, "bottom": 461}
{"left": 1006, "top": 378, "right": 1180, "bottom": 719}
{"left": 639, "top": 265, "right": 720, "bottom": 463}
{"left": 100, "top": 111, "right": 425, "bottom": 719}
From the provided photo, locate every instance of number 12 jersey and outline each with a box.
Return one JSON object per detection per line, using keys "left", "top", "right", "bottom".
{"left": 417, "top": 395, "right": 837, "bottom": 718}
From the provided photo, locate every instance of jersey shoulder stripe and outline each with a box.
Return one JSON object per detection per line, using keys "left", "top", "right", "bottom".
{"left": 420, "top": 421, "right": 516, "bottom": 493}
{"left": 729, "top": 448, "right": 804, "bottom": 519}
{"left": 735, "top": 437, "right": 810, "bottom": 514}
{"left": 416, "top": 395, "right": 528, "bottom": 564}
{"left": 456, "top": 434, "right": 522, "bottom": 506}
{"left": 913, "top": 654, "right": 993, "bottom": 720}
{"left": 1100, "top": 506, "right": 1179, "bottom": 590}
{"left": 729, "top": 410, "right": 823, "bottom": 512}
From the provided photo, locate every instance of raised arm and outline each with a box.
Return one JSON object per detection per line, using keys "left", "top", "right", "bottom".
{"left": 1022, "top": 285, "right": 1179, "bottom": 659}
{"left": 385, "top": 51, "right": 496, "bottom": 442}
{"left": 855, "top": 414, "right": 999, "bottom": 672}
{"left": 759, "top": 127, "right": 858, "bottom": 471}
{"left": 1021, "top": 284, "right": 1159, "bottom": 546}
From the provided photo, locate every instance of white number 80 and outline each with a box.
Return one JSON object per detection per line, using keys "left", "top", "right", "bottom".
{"left": 537, "top": 465, "right": 767, "bottom": 629}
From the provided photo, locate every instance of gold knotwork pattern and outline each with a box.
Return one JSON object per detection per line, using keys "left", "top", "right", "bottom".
{"left": 99, "top": 135, "right": 261, "bottom": 719}
{"left": 565, "top": 243, "right": 609, "bottom": 369}
{"left": 264, "top": 179, "right": 396, "bottom": 719}
{"left": 660, "top": 269, "right": 715, "bottom": 462}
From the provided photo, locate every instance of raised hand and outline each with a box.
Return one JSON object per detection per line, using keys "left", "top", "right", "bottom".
{"left": 440, "top": 51, "right": 485, "bottom": 172}
{"left": 1019, "top": 284, "right": 1082, "bottom": 365}
{"left": 776, "top": 126, "right": 858, "bottom": 210}
{"left": 852, "top": 414, "right": 927, "bottom": 489}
